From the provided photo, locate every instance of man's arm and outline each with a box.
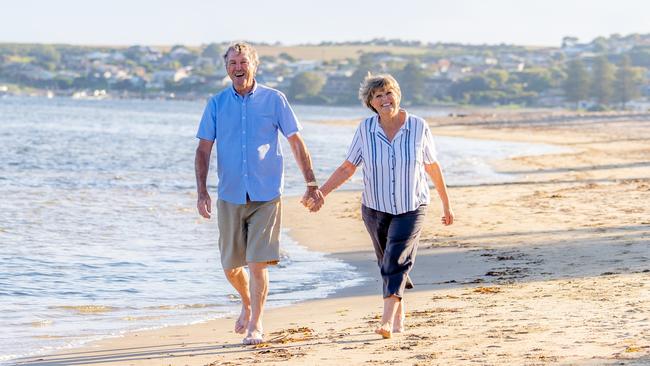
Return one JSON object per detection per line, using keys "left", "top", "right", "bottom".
{"left": 286, "top": 133, "right": 324, "bottom": 212}
{"left": 195, "top": 139, "right": 214, "bottom": 219}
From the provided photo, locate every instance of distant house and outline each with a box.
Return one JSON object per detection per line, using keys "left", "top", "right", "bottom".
{"left": 524, "top": 50, "right": 556, "bottom": 67}
{"left": 561, "top": 42, "right": 593, "bottom": 58}
{"left": 256, "top": 73, "right": 284, "bottom": 88}
{"left": 444, "top": 64, "right": 472, "bottom": 81}
{"left": 55, "top": 70, "right": 81, "bottom": 80}
{"left": 484, "top": 57, "right": 499, "bottom": 66}
{"left": 148, "top": 68, "right": 190, "bottom": 89}
{"left": 436, "top": 59, "right": 451, "bottom": 73}
{"left": 499, "top": 54, "right": 526, "bottom": 71}
{"left": 449, "top": 55, "right": 485, "bottom": 66}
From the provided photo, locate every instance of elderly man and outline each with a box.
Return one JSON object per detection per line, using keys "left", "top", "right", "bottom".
{"left": 195, "top": 42, "right": 323, "bottom": 345}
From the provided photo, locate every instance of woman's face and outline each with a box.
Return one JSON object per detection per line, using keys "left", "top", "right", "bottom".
{"left": 370, "top": 87, "right": 400, "bottom": 115}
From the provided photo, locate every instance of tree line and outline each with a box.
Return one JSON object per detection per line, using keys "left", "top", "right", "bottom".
{"left": 564, "top": 55, "right": 645, "bottom": 109}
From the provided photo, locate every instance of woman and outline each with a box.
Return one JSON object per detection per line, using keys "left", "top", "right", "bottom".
{"left": 309, "top": 73, "right": 454, "bottom": 338}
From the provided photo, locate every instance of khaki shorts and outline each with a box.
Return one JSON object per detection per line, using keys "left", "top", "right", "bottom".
{"left": 217, "top": 197, "right": 281, "bottom": 270}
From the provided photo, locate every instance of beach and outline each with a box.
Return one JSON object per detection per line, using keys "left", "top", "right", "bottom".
{"left": 15, "top": 110, "right": 650, "bottom": 366}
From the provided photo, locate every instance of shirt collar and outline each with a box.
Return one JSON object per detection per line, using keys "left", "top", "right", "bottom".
{"left": 230, "top": 79, "right": 258, "bottom": 98}
{"left": 371, "top": 109, "right": 410, "bottom": 134}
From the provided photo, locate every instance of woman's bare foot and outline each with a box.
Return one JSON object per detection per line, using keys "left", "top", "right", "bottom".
{"left": 234, "top": 306, "right": 250, "bottom": 334}
{"left": 242, "top": 326, "right": 264, "bottom": 345}
{"left": 375, "top": 322, "right": 392, "bottom": 339}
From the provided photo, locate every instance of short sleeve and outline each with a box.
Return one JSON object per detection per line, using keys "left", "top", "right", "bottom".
{"left": 422, "top": 122, "right": 438, "bottom": 164}
{"left": 275, "top": 92, "right": 302, "bottom": 138}
{"left": 196, "top": 97, "right": 217, "bottom": 141}
{"left": 345, "top": 125, "right": 364, "bottom": 166}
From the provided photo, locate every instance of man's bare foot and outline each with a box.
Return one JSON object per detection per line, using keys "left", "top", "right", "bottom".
{"left": 393, "top": 302, "right": 405, "bottom": 333}
{"left": 242, "top": 327, "right": 264, "bottom": 345}
{"left": 375, "top": 322, "right": 392, "bottom": 339}
{"left": 234, "top": 306, "right": 250, "bottom": 334}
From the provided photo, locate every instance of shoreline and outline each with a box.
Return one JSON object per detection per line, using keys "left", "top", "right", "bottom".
{"left": 14, "top": 110, "right": 650, "bottom": 365}
{"left": 3, "top": 226, "right": 371, "bottom": 366}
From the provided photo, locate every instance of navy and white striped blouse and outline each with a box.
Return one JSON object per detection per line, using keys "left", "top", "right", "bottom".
{"left": 345, "top": 111, "right": 438, "bottom": 215}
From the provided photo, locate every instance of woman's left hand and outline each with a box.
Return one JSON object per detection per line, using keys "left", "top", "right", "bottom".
{"left": 441, "top": 207, "right": 454, "bottom": 226}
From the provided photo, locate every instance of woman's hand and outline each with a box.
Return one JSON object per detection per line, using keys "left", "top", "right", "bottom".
{"left": 441, "top": 207, "right": 454, "bottom": 226}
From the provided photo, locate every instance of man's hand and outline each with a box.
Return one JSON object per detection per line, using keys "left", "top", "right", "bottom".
{"left": 197, "top": 191, "right": 212, "bottom": 219}
{"left": 301, "top": 188, "right": 325, "bottom": 212}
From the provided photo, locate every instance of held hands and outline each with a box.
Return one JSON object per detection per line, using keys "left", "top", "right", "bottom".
{"left": 197, "top": 191, "right": 212, "bottom": 219}
{"left": 301, "top": 187, "right": 325, "bottom": 212}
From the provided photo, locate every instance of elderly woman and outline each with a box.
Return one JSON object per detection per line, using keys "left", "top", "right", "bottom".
{"left": 309, "top": 73, "right": 454, "bottom": 338}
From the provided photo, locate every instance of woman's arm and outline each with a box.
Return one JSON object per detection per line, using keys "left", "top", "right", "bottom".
{"left": 321, "top": 160, "right": 357, "bottom": 197}
{"left": 305, "top": 160, "right": 357, "bottom": 211}
{"left": 424, "top": 162, "right": 454, "bottom": 225}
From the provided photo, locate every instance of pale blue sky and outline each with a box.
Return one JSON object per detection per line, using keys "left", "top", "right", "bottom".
{"left": 2, "top": 0, "right": 648, "bottom": 46}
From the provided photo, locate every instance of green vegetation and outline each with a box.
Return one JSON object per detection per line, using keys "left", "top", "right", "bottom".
{"left": 564, "top": 59, "right": 591, "bottom": 108}
{"left": 615, "top": 55, "right": 645, "bottom": 108}
{"left": 0, "top": 34, "right": 648, "bottom": 108}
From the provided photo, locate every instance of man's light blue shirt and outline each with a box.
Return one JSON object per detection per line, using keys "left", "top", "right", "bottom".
{"left": 196, "top": 82, "right": 302, "bottom": 204}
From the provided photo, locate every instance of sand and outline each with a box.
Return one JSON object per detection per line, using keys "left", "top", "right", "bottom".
{"left": 15, "top": 110, "right": 650, "bottom": 366}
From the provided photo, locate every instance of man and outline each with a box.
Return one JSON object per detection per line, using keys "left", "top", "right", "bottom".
{"left": 195, "top": 42, "right": 323, "bottom": 345}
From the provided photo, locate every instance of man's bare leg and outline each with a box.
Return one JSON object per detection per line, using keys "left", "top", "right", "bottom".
{"left": 393, "top": 299, "right": 405, "bottom": 333}
{"left": 224, "top": 267, "right": 251, "bottom": 334}
{"left": 243, "top": 262, "right": 268, "bottom": 345}
{"left": 375, "top": 295, "right": 400, "bottom": 339}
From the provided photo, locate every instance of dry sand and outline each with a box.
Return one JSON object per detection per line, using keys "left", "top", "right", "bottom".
{"left": 15, "top": 111, "right": 650, "bottom": 366}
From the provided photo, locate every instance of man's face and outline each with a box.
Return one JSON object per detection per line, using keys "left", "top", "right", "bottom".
{"left": 226, "top": 50, "right": 257, "bottom": 92}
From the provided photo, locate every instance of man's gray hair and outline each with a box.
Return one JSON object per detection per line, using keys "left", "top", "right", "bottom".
{"left": 223, "top": 42, "right": 259, "bottom": 66}
{"left": 359, "top": 73, "right": 402, "bottom": 113}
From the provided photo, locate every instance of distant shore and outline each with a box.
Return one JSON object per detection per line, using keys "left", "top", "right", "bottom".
{"left": 15, "top": 110, "right": 650, "bottom": 365}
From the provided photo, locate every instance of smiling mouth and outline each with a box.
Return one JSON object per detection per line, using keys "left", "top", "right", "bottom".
{"left": 234, "top": 72, "right": 245, "bottom": 77}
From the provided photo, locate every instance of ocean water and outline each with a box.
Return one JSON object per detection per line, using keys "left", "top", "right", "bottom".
{"left": 0, "top": 97, "right": 565, "bottom": 363}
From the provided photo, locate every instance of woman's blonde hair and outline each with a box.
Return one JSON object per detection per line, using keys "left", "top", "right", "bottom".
{"left": 358, "top": 73, "right": 402, "bottom": 113}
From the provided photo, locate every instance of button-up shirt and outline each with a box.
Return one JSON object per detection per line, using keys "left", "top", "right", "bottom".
{"left": 196, "top": 82, "right": 301, "bottom": 204}
{"left": 345, "top": 112, "right": 437, "bottom": 215}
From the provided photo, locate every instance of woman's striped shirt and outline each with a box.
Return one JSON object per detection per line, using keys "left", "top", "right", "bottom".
{"left": 345, "top": 111, "right": 438, "bottom": 215}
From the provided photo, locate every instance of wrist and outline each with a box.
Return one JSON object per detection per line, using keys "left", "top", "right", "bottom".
{"left": 306, "top": 180, "right": 318, "bottom": 188}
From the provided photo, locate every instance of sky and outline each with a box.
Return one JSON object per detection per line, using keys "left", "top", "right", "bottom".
{"left": 1, "top": 0, "right": 648, "bottom": 47}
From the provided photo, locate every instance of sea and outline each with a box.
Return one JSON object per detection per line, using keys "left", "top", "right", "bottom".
{"left": 0, "top": 96, "right": 566, "bottom": 363}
